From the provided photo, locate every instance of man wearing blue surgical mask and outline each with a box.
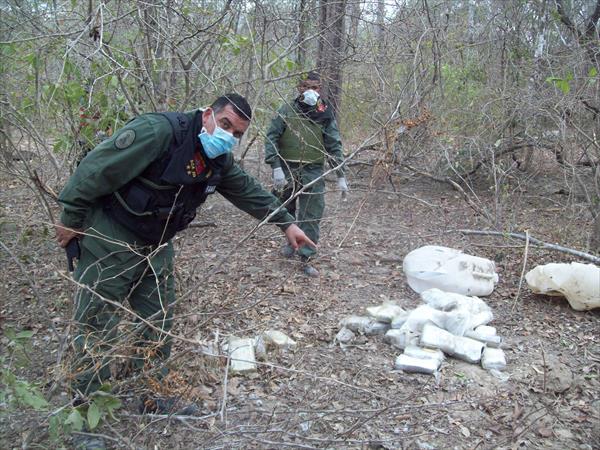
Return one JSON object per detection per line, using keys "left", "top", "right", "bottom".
{"left": 265, "top": 72, "right": 348, "bottom": 277}
{"left": 54, "top": 93, "right": 314, "bottom": 429}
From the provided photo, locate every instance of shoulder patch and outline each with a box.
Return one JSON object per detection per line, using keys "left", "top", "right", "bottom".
{"left": 114, "top": 129, "right": 136, "bottom": 149}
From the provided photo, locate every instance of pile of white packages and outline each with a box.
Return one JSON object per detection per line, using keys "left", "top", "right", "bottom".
{"left": 336, "top": 246, "right": 505, "bottom": 376}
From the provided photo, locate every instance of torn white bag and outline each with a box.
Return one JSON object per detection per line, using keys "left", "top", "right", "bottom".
{"left": 403, "top": 245, "right": 499, "bottom": 296}
{"left": 525, "top": 262, "right": 600, "bottom": 311}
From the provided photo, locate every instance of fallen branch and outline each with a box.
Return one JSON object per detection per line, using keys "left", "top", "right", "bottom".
{"left": 188, "top": 221, "right": 217, "bottom": 228}
{"left": 458, "top": 229, "right": 600, "bottom": 264}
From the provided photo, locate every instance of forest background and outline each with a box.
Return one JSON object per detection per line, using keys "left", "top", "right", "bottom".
{"left": 1, "top": 0, "right": 599, "bottom": 449}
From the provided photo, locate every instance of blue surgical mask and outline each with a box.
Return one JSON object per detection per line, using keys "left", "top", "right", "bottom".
{"left": 198, "top": 113, "right": 239, "bottom": 159}
{"left": 300, "top": 89, "right": 319, "bottom": 106}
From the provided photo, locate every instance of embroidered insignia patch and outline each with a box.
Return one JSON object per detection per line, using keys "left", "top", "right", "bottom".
{"left": 186, "top": 159, "right": 197, "bottom": 177}
{"left": 114, "top": 130, "right": 136, "bottom": 149}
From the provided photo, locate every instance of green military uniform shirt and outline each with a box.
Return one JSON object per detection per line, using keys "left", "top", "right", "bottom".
{"left": 59, "top": 111, "right": 295, "bottom": 237}
{"left": 264, "top": 100, "right": 345, "bottom": 176}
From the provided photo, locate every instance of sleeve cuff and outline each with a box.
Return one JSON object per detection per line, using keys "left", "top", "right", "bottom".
{"left": 273, "top": 212, "right": 295, "bottom": 230}
{"left": 60, "top": 211, "right": 84, "bottom": 229}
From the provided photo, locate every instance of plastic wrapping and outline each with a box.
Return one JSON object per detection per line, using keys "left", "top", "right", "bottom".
{"left": 394, "top": 354, "right": 441, "bottom": 374}
{"left": 525, "top": 262, "right": 600, "bottom": 311}
{"left": 228, "top": 337, "right": 257, "bottom": 373}
{"left": 465, "top": 326, "right": 502, "bottom": 348}
{"left": 403, "top": 345, "right": 445, "bottom": 365}
{"left": 404, "top": 245, "right": 499, "bottom": 296}
{"left": 481, "top": 347, "right": 506, "bottom": 370}
{"left": 366, "top": 303, "right": 407, "bottom": 323}
{"left": 339, "top": 316, "right": 390, "bottom": 335}
{"left": 421, "top": 288, "right": 494, "bottom": 335}
{"left": 420, "top": 323, "right": 485, "bottom": 364}
{"left": 262, "top": 330, "right": 297, "bottom": 349}
{"left": 384, "top": 328, "right": 419, "bottom": 349}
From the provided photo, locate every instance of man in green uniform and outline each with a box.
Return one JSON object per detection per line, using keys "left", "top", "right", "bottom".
{"left": 264, "top": 72, "right": 347, "bottom": 277}
{"left": 56, "top": 94, "right": 314, "bottom": 410}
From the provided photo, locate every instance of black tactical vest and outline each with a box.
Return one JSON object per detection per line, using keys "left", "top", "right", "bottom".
{"left": 104, "top": 111, "right": 230, "bottom": 245}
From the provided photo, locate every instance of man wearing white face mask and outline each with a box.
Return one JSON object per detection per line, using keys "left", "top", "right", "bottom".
{"left": 265, "top": 72, "right": 348, "bottom": 277}
{"left": 54, "top": 93, "right": 315, "bottom": 428}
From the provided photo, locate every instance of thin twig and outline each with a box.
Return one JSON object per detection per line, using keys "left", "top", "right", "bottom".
{"left": 511, "top": 229, "right": 530, "bottom": 312}
{"left": 541, "top": 345, "right": 547, "bottom": 393}
{"left": 219, "top": 353, "right": 231, "bottom": 423}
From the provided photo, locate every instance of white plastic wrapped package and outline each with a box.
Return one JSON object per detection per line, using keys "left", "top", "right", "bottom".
{"left": 394, "top": 354, "right": 441, "bottom": 374}
{"left": 385, "top": 328, "right": 418, "bottom": 349}
{"left": 339, "top": 316, "right": 390, "bottom": 335}
{"left": 420, "top": 323, "right": 485, "bottom": 364}
{"left": 421, "top": 288, "right": 494, "bottom": 335}
{"left": 398, "top": 304, "right": 447, "bottom": 333}
{"left": 525, "top": 262, "right": 600, "bottom": 311}
{"left": 403, "top": 245, "right": 499, "bottom": 296}
{"left": 403, "top": 345, "right": 445, "bottom": 365}
{"left": 481, "top": 347, "right": 506, "bottom": 371}
{"left": 366, "top": 303, "right": 407, "bottom": 323}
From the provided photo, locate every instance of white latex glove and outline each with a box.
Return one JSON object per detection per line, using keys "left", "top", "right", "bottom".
{"left": 272, "top": 167, "right": 286, "bottom": 190}
{"left": 337, "top": 177, "right": 349, "bottom": 192}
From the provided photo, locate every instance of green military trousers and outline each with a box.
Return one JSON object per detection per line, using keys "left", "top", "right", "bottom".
{"left": 276, "top": 162, "right": 325, "bottom": 259}
{"left": 71, "top": 207, "right": 175, "bottom": 395}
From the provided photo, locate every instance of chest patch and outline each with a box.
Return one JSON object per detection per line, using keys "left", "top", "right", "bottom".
{"left": 114, "top": 130, "right": 136, "bottom": 149}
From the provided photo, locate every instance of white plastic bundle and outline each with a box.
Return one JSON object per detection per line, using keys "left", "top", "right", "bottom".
{"left": 403, "top": 246, "right": 499, "bottom": 296}
{"left": 525, "top": 262, "right": 600, "bottom": 311}
{"left": 421, "top": 288, "right": 494, "bottom": 335}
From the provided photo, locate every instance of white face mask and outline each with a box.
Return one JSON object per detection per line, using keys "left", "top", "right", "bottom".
{"left": 300, "top": 89, "right": 319, "bottom": 106}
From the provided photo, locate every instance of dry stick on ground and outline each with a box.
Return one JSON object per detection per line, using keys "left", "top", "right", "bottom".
{"left": 541, "top": 345, "right": 548, "bottom": 393}
{"left": 188, "top": 221, "right": 217, "bottom": 228}
{"left": 219, "top": 352, "right": 231, "bottom": 424}
{"left": 458, "top": 229, "right": 600, "bottom": 264}
{"left": 511, "top": 230, "right": 531, "bottom": 312}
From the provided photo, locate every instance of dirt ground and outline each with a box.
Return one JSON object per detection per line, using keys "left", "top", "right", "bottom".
{"left": 0, "top": 150, "right": 599, "bottom": 450}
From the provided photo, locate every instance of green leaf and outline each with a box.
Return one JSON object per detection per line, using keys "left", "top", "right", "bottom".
{"left": 588, "top": 67, "right": 598, "bottom": 78}
{"left": 98, "top": 383, "right": 112, "bottom": 393}
{"left": 545, "top": 76, "right": 570, "bottom": 94}
{"left": 15, "top": 330, "right": 34, "bottom": 339}
{"left": 556, "top": 79, "right": 570, "bottom": 94}
{"left": 285, "top": 58, "right": 296, "bottom": 72}
{"left": 14, "top": 382, "right": 48, "bottom": 410}
{"left": 87, "top": 402, "right": 101, "bottom": 430}
{"left": 65, "top": 409, "right": 84, "bottom": 431}
{"left": 4, "top": 328, "right": 16, "bottom": 340}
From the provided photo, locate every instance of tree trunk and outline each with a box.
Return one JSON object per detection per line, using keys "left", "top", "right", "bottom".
{"left": 317, "top": 0, "right": 346, "bottom": 121}
{"left": 297, "top": 0, "right": 307, "bottom": 67}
